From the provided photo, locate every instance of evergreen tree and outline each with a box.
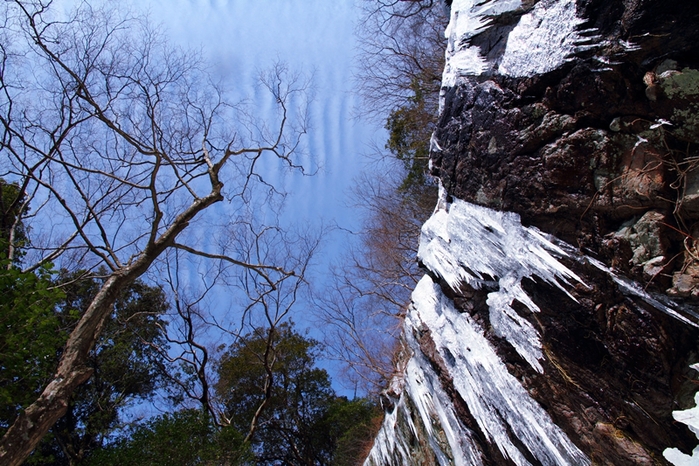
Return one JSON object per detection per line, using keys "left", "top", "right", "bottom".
{"left": 27, "top": 274, "right": 172, "bottom": 465}
{"left": 0, "top": 179, "right": 65, "bottom": 437}
{"left": 215, "top": 323, "right": 381, "bottom": 465}
{"left": 86, "top": 409, "right": 251, "bottom": 466}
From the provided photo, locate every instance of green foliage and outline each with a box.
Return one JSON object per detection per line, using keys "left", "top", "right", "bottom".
{"left": 0, "top": 264, "right": 172, "bottom": 464}
{"left": 26, "top": 273, "right": 172, "bottom": 464}
{"left": 215, "top": 323, "right": 380, "bottom": 465}
{"left": 0, "top": 176, "right": 172, "bottom": 463}
{"left": 216, "top": 322, "right": 333, "bottom": 464}
{"left": 86, "top": 409, "right": 252, "bottom": 466}
{"left": 0, "top": 179, "right": 28, "bottom": 261}
{"left": 0, "top": 170, "right": 378, "bottom": 464}
{"left": 0, "top": 178, "right": 66, "bottom": 434}
{"left": 0, "top": 263, "right": 65, "bottom": 430}
{"left": 385, "top": 77, "right": 436, "bottom": 192}
{"left": 318, "top": 398, "right": 383, "bottom": 466}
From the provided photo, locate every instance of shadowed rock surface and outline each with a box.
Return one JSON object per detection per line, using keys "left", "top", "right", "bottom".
{"left": 366, "top": 0, "right": 699, "bottom": 464}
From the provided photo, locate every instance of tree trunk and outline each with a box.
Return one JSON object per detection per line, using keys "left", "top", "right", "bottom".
{"left": 0, "top": 183, "right": 223, "bottom": 465}
{"left": 0, "top": 273, "right": 130, "bottom": 466}
{"left": 0, "top": 369, "right": 92, "bottom": 466}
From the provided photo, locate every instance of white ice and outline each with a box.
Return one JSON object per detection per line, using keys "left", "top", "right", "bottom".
{"left": 443, "top": 0, "right": 592, "bottom": 86}
{"left": 418, "top": 187, "right": 583, "bottom": 372}
{"left": 404, "top": 275, "right": 589, "bottom": 465}
{"left": 364, "top": 336, "right": 485, "bottom": 466}
{"left": 365, "top": 272, "right": 589, "bottom": 465}
{"left": 442, "top": 0, "right": 523, "bottom": 88}
{"left": 663, "top": 364, "right": 699, "bottom": 465}
{"left": 585, "top": 256, "right": 699, "bottom": 329}
{"left": 498, "top": 0, "right": 587, "bottom": 77}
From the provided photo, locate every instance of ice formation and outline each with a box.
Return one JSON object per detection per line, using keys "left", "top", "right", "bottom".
{"left": 367, "top": 191, "right": 699, "bottom": 463}
{"left": 410, "top": 276, "right": 588, "bottom": 464}
{"left": 365, "top": 0, "right": 699, "bottom": 462}
{"left": 418, "top": 188, "right": 582, "bottom": 372}
{"left": 442, "top": 0, "right": 519, "bottom": 88}
{"left": 366, "top": 193, "right": 590, "bottom": 465}
{"left": 443, "top": 0, "right": 588, "bottom": 86}
{"left": 364, "top": 335, "right": 484, "bottom": 466}
{"left": 664, "top": 364, "right": 699, "bottom": 465}
{"left": 497, "top": 0, "right": 587, "bottom": 76}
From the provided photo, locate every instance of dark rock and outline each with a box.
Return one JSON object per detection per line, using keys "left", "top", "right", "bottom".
{"left": 431, "top": 0, "right": 699, "bottom": 297}
{"left": 367, "top": 0, "right": 699, "bottom": 464}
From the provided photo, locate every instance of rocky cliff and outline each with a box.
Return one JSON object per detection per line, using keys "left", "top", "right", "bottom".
{"left": 365, "top": 0, "right": 699, "bottom": 464}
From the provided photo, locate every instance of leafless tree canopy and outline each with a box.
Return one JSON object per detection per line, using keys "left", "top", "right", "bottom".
{"left": 0, "top": 1, "right": 313, "bottom": 464}
{"left": 355, "top": 0, "right": 447, "bottom": 121}
{"left": 149, "top": 219, "right": 319, "bottom": 437}
{"left": 317, "top": 171, "right": 436, "bottom": 395}
{"left": 317, "top": 0, "right": 446, "bottom": 395}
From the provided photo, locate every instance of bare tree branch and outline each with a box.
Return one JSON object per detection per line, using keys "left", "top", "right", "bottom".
{"left": 316, "top": 170, "right": 436, "bottom": 395}
{"left": 355, "top": 0, "right": 447, "bottom": 121}
{"left": 0, "top": 2, "right": 313, "bottom": 464}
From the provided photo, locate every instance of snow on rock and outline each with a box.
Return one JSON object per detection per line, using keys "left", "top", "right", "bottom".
{"left": 365, "top": 194, "right": 590, "bottom": 465}
{"left": 364, "top": 0, "right": 699, "bottom": 463}
{"left": 367, "top": 188, "right": 699, "bottom": 463}
{"left": 664, "top": 365, "right": 699, "bottom": 465}
{"left": 365, "top": 274, "right": 590, "bottom": 465}
{"left": 585, "top": 255, "right": 699, "bottom": 329}
{"left": 497, "top": 0, "right": 587, "bottom": 77}
{"left": 443, "top": 0, "right": 589, "bottom": 85}
{"left": 418, "top": 187, "right": 582, "bottom": 372}
{"left": 411, "top": 275, "right": 588, "bottom": 465}
{"left": 442, "top": 0, "right": 518, "bottom": 84}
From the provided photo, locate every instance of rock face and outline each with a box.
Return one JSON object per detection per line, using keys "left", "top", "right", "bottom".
{"left": 365, "top": 0, "right": 699, "bottom": 464}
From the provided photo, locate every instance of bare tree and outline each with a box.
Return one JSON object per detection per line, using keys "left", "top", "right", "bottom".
{"left": 318, "top": 0, "right": 447, "bottom": 395}
{"left": 149, "top": 215, "right": 320, "bottom": 434}
{"left": 0, "top": 1, "right": 312, "bottom": 464}
{"left": 355, "top": 0, "right": 447, "bottom": 121}
{"left": 317, "top": 170, "right": 436, "bottom": 394}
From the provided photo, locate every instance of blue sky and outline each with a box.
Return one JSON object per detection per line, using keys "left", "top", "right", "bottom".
{"left": 143, "top": 0, "right": 380, "bottom": 228}
{"left": 135, "top": 0, "right": 388, "bottom": 392}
